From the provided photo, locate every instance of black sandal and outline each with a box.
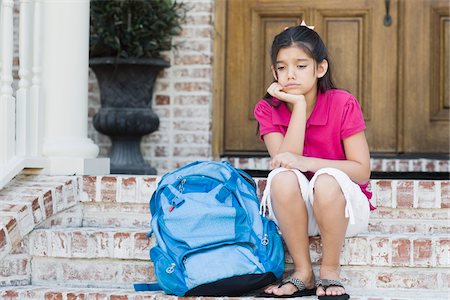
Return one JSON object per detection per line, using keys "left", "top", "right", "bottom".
{"left": 257, "top": 276, "right": 316, "bottom": 298}
{"left": 315, "top": 279, "right": 350, "bottom": 300}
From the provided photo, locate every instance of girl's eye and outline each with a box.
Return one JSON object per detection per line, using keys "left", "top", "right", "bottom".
{"left": 277, "top": 66, "right": 285, "bottom": 70}
{"left": 297, "top": 65, "right": 307, "bottom": 69}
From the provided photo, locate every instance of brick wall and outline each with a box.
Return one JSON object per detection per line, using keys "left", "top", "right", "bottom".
{"left": 88, "top": 0, "right": 215, "bottom": 174}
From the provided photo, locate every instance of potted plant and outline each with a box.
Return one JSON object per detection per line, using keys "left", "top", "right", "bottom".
{"left": 89, "top": 0, "right": 186, "bottom": 175}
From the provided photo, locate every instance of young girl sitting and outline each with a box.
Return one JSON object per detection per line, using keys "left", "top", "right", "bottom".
{"left": 254, "top": 22, "right": 375, "bottom": 300}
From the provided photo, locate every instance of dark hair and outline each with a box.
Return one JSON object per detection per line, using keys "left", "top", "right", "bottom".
{"left": 263, "top": 25, "right": 336, "bottom": 102}
{"left": 257, "top": 25, "right": 336, "bottom": 136}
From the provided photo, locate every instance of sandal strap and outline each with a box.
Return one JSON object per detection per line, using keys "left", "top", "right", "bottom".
{"left": 315, "top": 278, "right": 345, "bottom": 289}
{"left": 278, "top": 276, "right": 306, "bottom": 291}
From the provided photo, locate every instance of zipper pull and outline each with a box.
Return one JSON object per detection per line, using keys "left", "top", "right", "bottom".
{"left": 169, "top": 204, "right": 175, "bottom": 212}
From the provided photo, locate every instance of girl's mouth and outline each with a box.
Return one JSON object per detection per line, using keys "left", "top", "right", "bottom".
{"left": 284, "top": 84, "right": 300, "bottom": 88}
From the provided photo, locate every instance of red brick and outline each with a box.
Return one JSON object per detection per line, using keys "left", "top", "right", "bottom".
{"left": 396, "top": 181, "right": 414, "bottom": 208}
{"left": 439, "top": 160, "right": 449, "bottom": 172}
{"left": 413, "top": 239, "right": 432, "bottom": 267}
{"left": 392, "top": 238, "right": 410, "bottom": 266}
{"left": 436, "top": 239, "right": 450, "bottom": 267}
{"left": 134, "top": 232, "right": 152, "bottom": 255}
{"left": 86, "top": 293, "right": 108, "bottom": 300}
{"left": 31, "top": 196, "right": 44, "bottom": 224}
{"left": 67, "top": 293, "right": 86, "bottom": 300}
{"left": 110, "top": 296, "right": 128, "bottom": 300}
{"left": 122, "top": 263, "right": 154, "bottom": 283}
{"left": 155, "top": 95, "right": 170, "bottom": 105}
{"left": 174, "top": 82, "right": 211, "bottom": 92}
{"left": 377, "top": 271, "right": 437, "bottom": 289}
{"left": 174, "top": 54, "right": 212, "bottom": 65}
{"left": 441, "top": 181, "right": 450, "bottom": 208}
{"left": 174, "top": 95, "right": 209, "bottom": 105}
{"left": 370, "top": 237, "right": 390, "bottom": 266}
{"left": 44, "top": 292, "right": 63, "bottom": 300}
{"left": 371, "top": 159, "right": 382, "bottom": 171}
{"left": 417, "top": 181, "right": 436, "bottom": 208}
{"left": 71, "top": 231, "right": 88, "bottom": 256}
{"left": 0, "top": 290, "right": 19, "bottom": 299}
{"left": 0, "top": 228, "right": 7, "bottom": 249}
{"left": 412, "top": 160, "right": 422, "bottom": 171}
{"left": 43, "top": 190, "right": 53, "bottom": 217}
{"left": 374, "top": 180, "right": 393, "bottom": 207}
{"left": 425, "top": 160, "right": 435, "bottom": 171}
{"left": 119, "top": 177, "right": 137, "bottom": 203}
{"left": 0, "top": 256, "right": 29, "bottom": 276}
{"left": 397, "top": 160, "right": 410, "bottom": 172}
{"left": 82, "top": 176, "right": 97, "bottom": 202}
{"left": 384, "top": 160, "right": 396, "bottom": 171}
{"left": 114, "top": 232, "right": 132, "bottom": 258}
{"left": 101, "top": 176, "right": 117, "bottom": 202}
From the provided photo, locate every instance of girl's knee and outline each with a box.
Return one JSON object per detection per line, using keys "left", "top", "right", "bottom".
{"left": 313, "top": 174, "right": 344, "bottom": 207}
{"left": 270, "top": 171, "right": 302, "bottom": 203}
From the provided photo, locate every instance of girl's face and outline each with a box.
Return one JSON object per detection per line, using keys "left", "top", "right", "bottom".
{"left": 272, "top": 46, "right": 327, "bottom": 97}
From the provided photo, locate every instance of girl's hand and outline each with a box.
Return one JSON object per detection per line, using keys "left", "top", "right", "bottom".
{"left": 270, "top": 152, "right": 311, "bottom": 172}
{"left": 267, "top": 82, "right": 306, "bottom": 105}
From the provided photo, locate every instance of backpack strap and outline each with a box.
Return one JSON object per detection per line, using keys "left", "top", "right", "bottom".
{"left": 134, "top": 282, "right": 162, "bottom": 291}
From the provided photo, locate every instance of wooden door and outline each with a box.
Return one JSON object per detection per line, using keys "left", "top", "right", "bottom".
{"left": 213, "top": 0, "right": 449, "bottom": 156}
{"left": 401, "top": 0, "right": 449, "bottom": 152}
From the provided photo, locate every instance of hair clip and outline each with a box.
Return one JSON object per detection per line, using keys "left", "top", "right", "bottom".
{"left": 300, "top": 20, "right": 315, "bottom": 30}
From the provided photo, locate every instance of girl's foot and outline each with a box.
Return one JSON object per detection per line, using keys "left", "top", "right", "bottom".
{"left": 316, "top": 268, "right": 346, "bottom": 297}
{"left": 264, "top": 270, "right": 315, "bottom": 296}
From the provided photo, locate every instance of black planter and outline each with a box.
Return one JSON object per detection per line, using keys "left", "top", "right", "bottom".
{"left": 90, "top": 57, "right": 170, "bottom": 175}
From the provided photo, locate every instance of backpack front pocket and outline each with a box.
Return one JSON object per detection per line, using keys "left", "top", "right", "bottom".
{"left": 182, "top": 243, "right": 265, "bottom": 290}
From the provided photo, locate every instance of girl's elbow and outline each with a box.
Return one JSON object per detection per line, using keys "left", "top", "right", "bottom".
{"left": 360, "top": 169, "right": 371, "bottom": 183}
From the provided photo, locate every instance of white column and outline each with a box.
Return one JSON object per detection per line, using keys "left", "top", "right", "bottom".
{"left": 40, "top": 0, "right": 109, "bottom": 175}
{"left": 16, "top": 0, "right": 33, "bottom": 157}
{"left": 0, "top": 0, "right": 15, "bottom": 166}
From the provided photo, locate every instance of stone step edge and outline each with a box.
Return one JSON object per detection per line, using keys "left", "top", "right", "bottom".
{"left": 27, "top": 228, "right": 450, "bottom": 268}
{"left": 0, "top": 175, "right": 78, "bottom": 262}
{"left": 0, "top": 285, "right": 448, "bottom": 300}
{"left": 224, "top": 156, "right": 450, "bottom": 173}
{"left": 80, "top": 176, "right": 450, "bottom": 211}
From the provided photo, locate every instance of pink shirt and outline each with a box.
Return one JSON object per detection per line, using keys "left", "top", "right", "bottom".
{"left": 254, "top": 89, "right": 375, "bottom": 209}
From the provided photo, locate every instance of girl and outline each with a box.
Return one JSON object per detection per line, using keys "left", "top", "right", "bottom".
{"left": 254, "top": 22, "right": 375, "bottom": 300}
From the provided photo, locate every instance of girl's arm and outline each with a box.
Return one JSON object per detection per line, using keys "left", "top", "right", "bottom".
{"left": 271, "top": 131, "right": 371, "bottom": 183}
{"left": 264, "top": 83, "right": 307, "bottom": 157}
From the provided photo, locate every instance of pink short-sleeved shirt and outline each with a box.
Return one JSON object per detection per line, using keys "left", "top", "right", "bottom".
{"left": 254, "top": 89, "right": 374, "bottom": 209}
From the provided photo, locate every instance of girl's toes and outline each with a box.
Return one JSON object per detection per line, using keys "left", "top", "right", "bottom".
{"left": 316, "top": 286, "right": 325, "bottom": 296}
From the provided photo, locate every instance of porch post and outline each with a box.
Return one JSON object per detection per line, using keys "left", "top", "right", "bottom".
{"left": 40, "top": 0, "right": 109, "bottom": 174}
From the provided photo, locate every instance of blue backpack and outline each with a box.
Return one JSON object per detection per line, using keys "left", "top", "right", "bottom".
{"left": 146, "top": 161, "right": 284, "bottom": 296}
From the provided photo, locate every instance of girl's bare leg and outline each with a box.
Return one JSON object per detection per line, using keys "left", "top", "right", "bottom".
{"left": 264, "top": 171, "right": 315, "bottom": 296}
{"left": 313, "top": 174, "right": 348, "bottom": 297}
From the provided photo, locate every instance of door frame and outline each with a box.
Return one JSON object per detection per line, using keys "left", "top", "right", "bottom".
{"left": 212, "top": 0, "right": 227, "bottom": 158}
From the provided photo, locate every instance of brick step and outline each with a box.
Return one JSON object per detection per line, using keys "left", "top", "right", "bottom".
{"left": 81, "top": 176, "right": 450, "bottom": 210}
{"left": 28, "top": 227, "right": 449, "bottom": 269}
{"left": 23, "top": 260, "right": 450, "bottom": 295}
{"left": 1, "top": 285, "right": 447, "bottom": 300}
{"left": 38, "top": 200, "right": 449, "bottom": 236}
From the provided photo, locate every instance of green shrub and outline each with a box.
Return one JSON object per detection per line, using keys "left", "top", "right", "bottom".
{"left": 89, "top": 0, "right": 187, "bottom": 58}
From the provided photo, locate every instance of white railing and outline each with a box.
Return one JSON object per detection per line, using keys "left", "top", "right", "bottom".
{"left": 0, "top": 0, "right": 47, "bottom": 189}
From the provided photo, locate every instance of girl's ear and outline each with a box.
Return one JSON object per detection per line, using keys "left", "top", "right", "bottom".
{"left": 271, "top": 65, "right": 278, "bottom": 81}
{"left": 317, "top": 59, "right": 329, "bottom": 79}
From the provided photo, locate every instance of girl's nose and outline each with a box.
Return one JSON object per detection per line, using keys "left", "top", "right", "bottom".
{"left": 287, "top": 67, "right": 296, "bottom": 79}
